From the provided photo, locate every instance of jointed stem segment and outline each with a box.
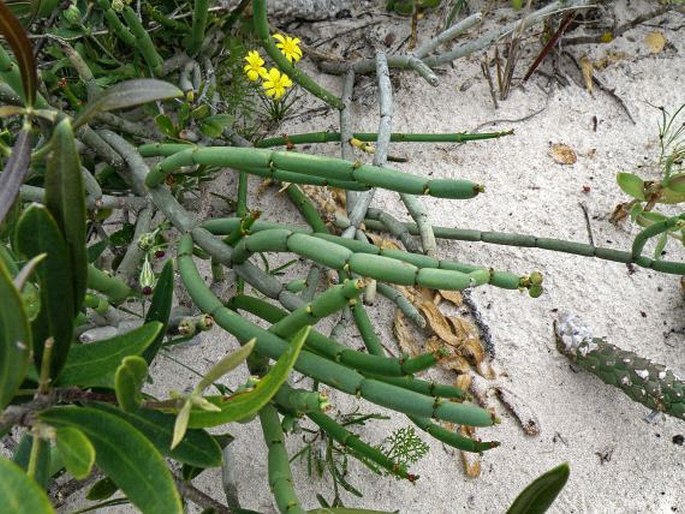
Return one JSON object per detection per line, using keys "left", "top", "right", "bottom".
{"left": 143, "top": 145, "right": 483, "bottom": 200}
{"left": 178, "top": 235, "right": 495, "bottom": 429}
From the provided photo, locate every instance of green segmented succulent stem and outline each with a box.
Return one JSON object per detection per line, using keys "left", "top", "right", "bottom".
{"left": 205, "top": 219, "right": 529, "bottom": 292}
{"left": 631, "top": 213, "right": 685, "bottom": 260}
{"left": 95, "top": 0, "right": 136, "bottom": 46}
{"left": 408, "top": 415, "right": 499, "bottom": 453}
{"left": 87, "top": 264, "right": 132, "bottom": 304}
{"left": 306, "top": 410, "right": 415, "bottom": 480}
{"left": 283, "top": 184, "right": 328, "bottom": 234}
{"left": 254, "top": 130, "right": 513, "bottom": 148}
{"left": 121, "top": 7, "right": 164, "bottom": 76}
{"left": 350, "top": 300, "right": 385, "bottom": 356}
{"left": 229, "top": 228, "right": 485, "bottom": 290}
{"left": 270, "top": 279, "right": 365, "bottom": 336}
{"left": 555, "top": 313, "right": 685, "bottom": 420}
{"left": 274, "top": 384, "right": 329, "bottom": 415}
{"left": 143, "top": 146, "right": 483, "bottom": 199}
{"left": 178, "top": 235, "right": 494, "bottom": 427}
{"left": 229, "top": 294, "right": 443, "bottom": 378}
{"left": 362, "top": 212, "right": 685, "bottom": 275}
{"left": 259, "top": 404, "right": 306, "bottom": 514}
{"left": 188, "top": 0, "right": 208, "bottom": 55}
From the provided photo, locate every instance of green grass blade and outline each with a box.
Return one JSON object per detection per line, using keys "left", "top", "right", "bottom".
{"left": 90, "top": 402, "right": 222, "bottom": 468}
{"left": 56, "top": 322, "right": 162, "bottom": 387}
{"left": 74, "top": 79, "right": 183, "bottom": 129}
{"left": 0, "top": 258, "right": 31, "bottom": 409}
{"left": 39, "top": 406, "right": 183, "bottom": 514}
{"left": 506, "top": 462, "right": 570, "bottom": 514}
{"left": 0, "top": 0, "right": 36, "bottom": 106}
{"left": 14, "top": 204, "right": 74, "bottom": 378}
{"left": 187, "top": 326, "right": 309, "bottom": 428}
{"left": 44, "top": 118, "right": 87, "bottom": 312}
{"left": 0, "top": 456, "right": 54, "bottom": 514}
{"left": 55, "top": 426, "right": 95, "bottom": 480}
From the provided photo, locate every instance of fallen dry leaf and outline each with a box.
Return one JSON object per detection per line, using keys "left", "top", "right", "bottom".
{"left": 419, "top": 301, "right": 461, "bottom": 346}
{"left": 549, "top": 143, "right": 577, "bottom": 165}
{"left": 644, "top": 31, "right": 666, "bottom": 54}
{"left": 392, "top": 311, "right": 421, "bottom": 356}
{"left": 438, "top": 289, "right": 464, "bottom": 306}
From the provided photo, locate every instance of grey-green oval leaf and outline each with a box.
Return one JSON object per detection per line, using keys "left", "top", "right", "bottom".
{"left": 666, "top": 173, "right": 685, "bottom": 193}
{"left": 55, "top": 426, "right": 95, "bottom": 480}
{"left": 0, "top": 258, "right": 31, "bottom": 410}
{"left": 40, "top": 406, "right": 183, "bottom": 514}
{"left": 616, "top": 172, "right": 646, "bottom": 200}
{"left": 506, "top": 462, "right": 570, "bottom": 514}
{"left": 57, "top": 322, "right": 162, "bottom": 387}
{"left": 0, "top": 456, "right": 54, "bottom": 514}
{"left": 74, "top": 79, "right": 183, "bottom": 129}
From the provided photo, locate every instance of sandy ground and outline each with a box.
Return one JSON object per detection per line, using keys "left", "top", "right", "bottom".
{"left": 59, "top": 1, "right": 685, "bottom": 513}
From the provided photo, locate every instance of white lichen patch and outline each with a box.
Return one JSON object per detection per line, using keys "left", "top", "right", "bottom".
{"left": 555, "top": 312, "right": 596, "bottom": 354}
{"left": 635, "top": 369, "right": 650, "bottom": 380}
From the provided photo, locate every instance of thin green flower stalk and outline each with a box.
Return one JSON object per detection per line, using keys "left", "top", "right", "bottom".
{"left": 252, "top": 0, "right": 343, "bottom": 109}
{"left": 228, "top": 294, "right": 444, "bottom": 379}
{"left": 145, "top": 145, "right": 484, "bottom": 199}
{"left": 259, "top": 404, "right": 306, "bottom": 514}
{"left": 178, "top": 235, "right": 495, "bottom": 428}
{"left": 254, "top": 129, "right": 513, "bottom": 148}
{"left": 555, "top": 313, "right": 685, "bottom": 420}
{"left": 188, "top": 0, "right": 208, "bottom": 56}
{"left": 306, "top": 410, "right": 417, "bottom": 481}
{"left": 360, "top": 211, "right": 685, "bottom": 275}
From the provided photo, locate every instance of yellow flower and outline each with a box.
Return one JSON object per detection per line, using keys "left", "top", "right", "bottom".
{"left": 262, "top": 68, "right": 293, "bottom": 100}
{"left": 243, "top": 50, "right": 266, "bottom": 81}
{"left": 273, "top": 33, "right": 303, "bottom": 64}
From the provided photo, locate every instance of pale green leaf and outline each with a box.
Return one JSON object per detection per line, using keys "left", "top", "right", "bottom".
{"left": 114, "top": 356, "right": 148, "bottom": 412}
{"left": 55, "top": 426, "right": 95, "bottom": 480}
{"left": 188, "top": 326, "right": 309, "bottom": 428}
{"left": 195, "top": 339, "right": 255, "bottom": 393}
{"left": 616, "top": 172, "right": 646, "bottom": 200}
